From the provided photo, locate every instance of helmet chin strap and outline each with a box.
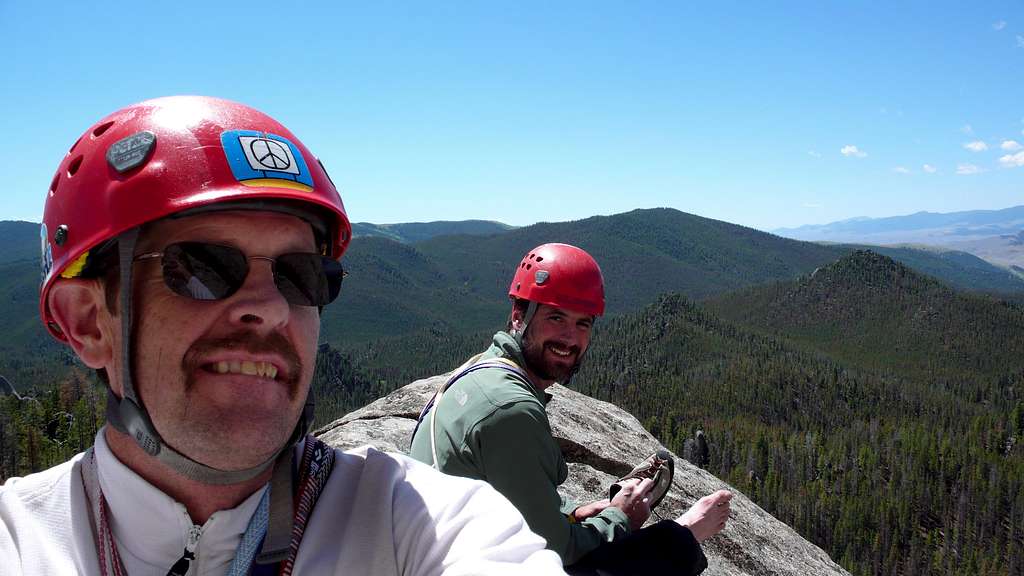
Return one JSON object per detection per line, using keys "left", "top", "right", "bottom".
{"left": 106, "top": 228, "right": 311, "bottom": 483}
{"left": 509, "top": 300, "right": 539, "bottom": 349}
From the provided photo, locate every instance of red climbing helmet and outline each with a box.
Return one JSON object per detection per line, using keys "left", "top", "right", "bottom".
{"left": 508, "top": 243, "right": 605, "bottom": 316}
{"left": 39, "top": 95, "right": 352, "bottom": 339}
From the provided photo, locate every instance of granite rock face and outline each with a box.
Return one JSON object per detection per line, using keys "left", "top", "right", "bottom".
{"left": 316, "top": 374, "right": 850, "bottom": 576}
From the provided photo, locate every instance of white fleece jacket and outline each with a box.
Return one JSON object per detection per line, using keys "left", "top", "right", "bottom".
{"left": 0, "top": 429, "right": 565, "bottom": 575}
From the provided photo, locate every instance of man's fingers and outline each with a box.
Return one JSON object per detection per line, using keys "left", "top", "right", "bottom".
{"left": 634, "top": 477, "right": 655, "bottom": 496}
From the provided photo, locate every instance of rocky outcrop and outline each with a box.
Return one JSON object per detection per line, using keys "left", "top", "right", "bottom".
{"left": 316, "top": 374, "right": 850, "bottom": 576}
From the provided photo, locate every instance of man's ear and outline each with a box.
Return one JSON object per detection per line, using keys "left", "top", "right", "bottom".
{"left": 508, "top": 306, "right": 526, "bottom": 333}
{"left": 48, "top": 279, "right": 115, "bottom": 370}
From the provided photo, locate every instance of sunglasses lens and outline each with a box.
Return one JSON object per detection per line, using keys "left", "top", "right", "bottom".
{"left": 274, "top": 254, "right": 344, "bottom": 306}
{"left": 321, "top": 258, "right": 344, "bottom": 304}
{"left": 162, "top": 243, "right": 248, "bottom": 301}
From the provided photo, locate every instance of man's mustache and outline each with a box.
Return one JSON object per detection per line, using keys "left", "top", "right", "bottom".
{"left": 182, "top": 330, "right": 303, "bottom": 387}
{"left": 544, "top": 341, "right": 581, "bottom": 357}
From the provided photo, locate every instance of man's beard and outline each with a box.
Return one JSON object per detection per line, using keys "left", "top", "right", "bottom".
{"left": 521, "top": 331, "right": 582, "bottom": 383}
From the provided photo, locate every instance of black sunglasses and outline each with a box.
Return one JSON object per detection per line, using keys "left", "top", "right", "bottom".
{"left": 134, "top": 242, "right": 345, "bottom": 307}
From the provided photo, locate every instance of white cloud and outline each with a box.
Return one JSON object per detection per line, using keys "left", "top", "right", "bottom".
{"left": 922, "top": 164, "right": 937, "bottom": 173}
{"left": 994, "top": 21, "right": 1007, "bottom": 31}
{"left": 893, "top": 166, "right": 911, "bottom": 174}
{"left": 1002, "top": 140, "right": 1023, "bottom": 151}
{"left": 956, "top": 163, "right": 985, "bottom": 175}
{"left": 808, "top": 150, "right": 822, "bottom": 158}
{"left": 961, "top": 124, "right": 974, "bottom": 134}
{"left": 840, "top": 145, "right": 867, "bottom": 158}
{"left": 963, "top": 140, "right": 989, "bottom": 152}
{"left": 999, "top": 151, "right": 1024, "bottom": 167}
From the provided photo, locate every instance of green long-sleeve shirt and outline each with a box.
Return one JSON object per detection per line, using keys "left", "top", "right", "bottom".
{"left": 409, "top": 331, "right": 630, "bottom": 565}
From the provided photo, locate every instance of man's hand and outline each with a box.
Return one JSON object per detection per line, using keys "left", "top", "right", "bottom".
{"left": 572, "top": 499, "right": 611, "bottom": 521}
{"left": 609, "top": 477, "right": 654, "bottom": 531}
{"left": 676, "top": 489, "right": 732, "bottom": 542}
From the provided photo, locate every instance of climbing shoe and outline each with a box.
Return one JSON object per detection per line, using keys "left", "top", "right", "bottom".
{"left": 608, "top": 449, "right": 674, "bottom": 512}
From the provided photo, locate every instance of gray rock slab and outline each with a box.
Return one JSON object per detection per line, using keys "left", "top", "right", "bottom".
{"left": 315, "top": 373, "right": 850, "bottom": 576}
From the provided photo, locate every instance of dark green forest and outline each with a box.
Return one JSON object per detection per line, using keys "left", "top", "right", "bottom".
{"left": 2, "top": 212, "right": 1024, "bottom": 576}
{"left": 575, "top": 292, "right": 1023, "bottom": 576}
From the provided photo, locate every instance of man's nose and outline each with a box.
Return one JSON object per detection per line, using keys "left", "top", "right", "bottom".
{"left": 556, "top": 325, "right": 581, "bottom": 347}
{"left": 225, "top": 258, "right": 290, "bottom": 329}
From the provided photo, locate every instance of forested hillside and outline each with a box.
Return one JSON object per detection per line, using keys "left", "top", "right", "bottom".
{"left": 865, "top": 244, "right": 1024, "bottom": 295}
{"left": 575, "top": 294, "right": 1023, "bottom": 576}
{"left": 320, "top": 237, "right": 505, "bottom": 343}
{"left": 706, "top": 250, "right": 1024, "bottom": 382}
{"left": 0, "top": 221, "right": 38, "bottom": 264}
{"left": 0, "top": 370, "right": 104, "bottom": 481}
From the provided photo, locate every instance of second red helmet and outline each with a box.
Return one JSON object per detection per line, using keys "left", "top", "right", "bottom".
{"left": 508, "top": 243, "right": 605, "bottom": 316}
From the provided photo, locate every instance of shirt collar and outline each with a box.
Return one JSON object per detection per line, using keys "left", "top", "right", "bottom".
{"left": 94, "top": 427, "right": 267, "bottom": 572}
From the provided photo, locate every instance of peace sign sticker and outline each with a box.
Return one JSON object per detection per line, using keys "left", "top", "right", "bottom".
{"left": 220, "top": 130, "right": 314, "bottom": 190}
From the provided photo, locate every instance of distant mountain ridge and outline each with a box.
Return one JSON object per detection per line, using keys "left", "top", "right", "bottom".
{"left": 773, "top": 205, "right": 1024, "bottom": 241}
{"left": 3, "top": 209, "right": 1024, "bottom": 390}
{"left": 351, "top": 220, "right": 515, "bottom": 243}
{"left": 772, "top": 206, "right": 1024, "bottom": 272}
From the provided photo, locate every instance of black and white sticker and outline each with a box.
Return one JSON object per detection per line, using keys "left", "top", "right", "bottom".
{"left": 238, "top": 136, "right": 301, "bottom": 175}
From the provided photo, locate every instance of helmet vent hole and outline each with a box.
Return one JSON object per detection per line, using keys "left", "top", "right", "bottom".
{"left": 68, "top": 136, "right": 82, "bottom": 154}
{"left": 49, "top": 173, "right": 60, "bottom": 195}
{"left": 67, "top": 155, "right": 84, "bottom": 177}
{"left": 535, "top": 256, "right": 544, "bottom": 262}
{"left": 526, "top": 264, "right": 532, "bottom": 270}
{"left": 529, "top": 253, "right": 535, "bottom": 259}
{"left": 92, "top": 121, "right": 115, "bottom": 138}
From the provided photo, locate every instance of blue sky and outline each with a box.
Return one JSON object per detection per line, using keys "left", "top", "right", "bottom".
{"left": 2, "top": 1, "right": 1021, "bottom": 231}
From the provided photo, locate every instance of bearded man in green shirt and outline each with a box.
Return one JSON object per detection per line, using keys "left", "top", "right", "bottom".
{"left": 410, "top": 243, "right": 732, "bottom": 575}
